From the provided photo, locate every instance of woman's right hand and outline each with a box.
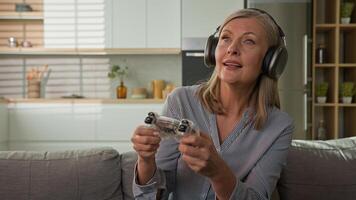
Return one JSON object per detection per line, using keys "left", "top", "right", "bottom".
{"left": 131, "top": 125, "right": 161, "bottom": 184}
{"left": 131, "top": 125, "right": 161, "bottom": 161}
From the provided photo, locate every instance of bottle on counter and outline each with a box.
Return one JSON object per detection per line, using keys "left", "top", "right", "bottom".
{"left": 117, "top": 81, "right": 127, "bottom": 99}
{"left": 316, "top": 44, "right": 326, "bottom": 64}
{"left": 317, "top": 119, "right": 326, "bottom": 140}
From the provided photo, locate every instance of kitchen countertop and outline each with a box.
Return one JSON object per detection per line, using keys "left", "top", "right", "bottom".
{"left": 3, "top": 98, "right": 165, "bottom": 104}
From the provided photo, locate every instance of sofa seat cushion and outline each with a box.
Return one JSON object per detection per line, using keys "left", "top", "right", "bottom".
{"left": 278, "top": 137, "right": 356, "bottom": 200}
{"left": 0, "top": 147, "right": 122, "bottom": 200}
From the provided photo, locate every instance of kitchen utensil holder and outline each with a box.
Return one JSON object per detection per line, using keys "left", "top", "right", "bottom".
{"left": 27, "top": 80, "right": 41, "bottom": 98}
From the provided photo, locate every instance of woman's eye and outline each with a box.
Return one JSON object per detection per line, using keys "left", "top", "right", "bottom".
{"left": 243, "top": 39, "right": 255, "bottom": 45}
{"left": 220, "top": 36, "right": 230, "bottom": 42}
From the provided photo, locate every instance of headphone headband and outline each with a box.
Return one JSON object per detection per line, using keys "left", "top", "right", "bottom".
{"left": 247, "top": 8, "right": 286, "bottom": 46}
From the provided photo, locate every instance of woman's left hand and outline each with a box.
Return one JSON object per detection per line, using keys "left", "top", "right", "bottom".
{"left": 178, "top": 132, "right": 225, "bottom": 179}
{"left": 179, "top": 132, "right": 237, "bottom": 199}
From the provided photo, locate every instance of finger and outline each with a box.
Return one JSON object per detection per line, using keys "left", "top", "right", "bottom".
{"left": 181, "top": 153, "right": 204, "bottom": 167}
{"left": 180, "top": 134, "right": 205, "bottom": 147}
{"left": 178, "top": 143, "right": 203, "bottom": 158}
{"left": 133, "top": 143, "right": 160, "bottom": 152}
{"left": 131, "top": 134, "right": 161, "bottom": 145}
{"left": 135, "top": 125, "right": 160, "bottom": 136}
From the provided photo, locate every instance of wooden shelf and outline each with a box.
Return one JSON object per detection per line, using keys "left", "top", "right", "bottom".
{"left": 313, "top": 0, "right": 356, "bottom": 140}
{"left": 315, "top": 24, "right": 337, "bottom": 29}
{"left": 339, "top": 64, "right": 356, "bottom": 67}
{"left": 339, "top": 24, "right": 356, "bottom": 30}
{"left": 0, "top": 12, "right": 43, "bottom": 20}
{"left": 338, "top": 103, "right": 356, "bottom": 107}
{"left": 314, "top": 103, "right": 336, "bottom": 107}
{"left": 314, "top": 64, "right": 335, "bottom": 67}
{"left": 0, "top": 47, "right": 181, "bottom": 55}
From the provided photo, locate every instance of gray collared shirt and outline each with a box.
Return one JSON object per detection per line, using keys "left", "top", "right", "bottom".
{"left": 133, "top": 85, "right": 294, "bottom": 200}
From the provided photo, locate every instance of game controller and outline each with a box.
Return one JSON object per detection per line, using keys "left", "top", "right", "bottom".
{"left": 144, "top": 112, "right": 199, "bottom": 139}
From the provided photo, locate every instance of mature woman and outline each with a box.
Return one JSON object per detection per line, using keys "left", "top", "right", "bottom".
{"left": 131, "top": 8, "right": 294, "bottom": 200}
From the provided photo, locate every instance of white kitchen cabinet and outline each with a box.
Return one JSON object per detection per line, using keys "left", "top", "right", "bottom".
{"left": 0, "top": 103, "right": 8, "bottom": 150}
{"left": 110, "top": 0, "right": 181, "bottom": 48}
{"left": 8, "top": 103, "right": 97, "bottom": 141}
{"left": 182, "top": 0, "right": 244, "bottom": 38}
{"left": 7, "top": 102, "right": 163, "bottom": 152}
{"left": 147, "top": 0, "right": 181, "bottom": 48}
{"left": 112, "top": 0, "right": 146, "bottom": 48}
{"left": 96, "top": 104, "right": 163, "bottom": 141}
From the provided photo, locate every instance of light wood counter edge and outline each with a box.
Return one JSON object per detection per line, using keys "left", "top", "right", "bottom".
{"left": 5, "top": 98, "right": 165, "bottom": 104}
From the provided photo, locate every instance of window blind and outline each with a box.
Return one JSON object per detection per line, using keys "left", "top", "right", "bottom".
{"left": 0, "top": 56, "right": 110, "bottom": 98}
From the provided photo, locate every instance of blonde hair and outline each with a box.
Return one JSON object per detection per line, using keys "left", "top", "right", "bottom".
{"left": 197, "top": 9, "right": 283, "bottom": 130}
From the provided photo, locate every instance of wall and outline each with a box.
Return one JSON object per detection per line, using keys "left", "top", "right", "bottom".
{"left": 109, "top": 54, "right": 182, "bottom": 98}
{"left": 0, "top": 102, "right": 8, "bottom": 150}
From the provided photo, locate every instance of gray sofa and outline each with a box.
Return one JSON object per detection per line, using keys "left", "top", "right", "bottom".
{"left": 0, "top": 148, "right": 138, "bottom": 200}
{"left": 1, "top": 137, "right": 355, "bottom": 200}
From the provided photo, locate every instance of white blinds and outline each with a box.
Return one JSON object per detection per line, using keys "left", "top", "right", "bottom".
{"left": 44, "top": 0, "right": 105, "bottom": 48}
{"left": 0, "top": 57, "right": 110, "bottom": 98}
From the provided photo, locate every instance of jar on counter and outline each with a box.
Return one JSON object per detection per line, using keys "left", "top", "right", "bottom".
{"left": 316, "top": 44, "right": 326, "bottom": 64}
{"left": 8, "top": 37, "right": 18, "bottom": 48}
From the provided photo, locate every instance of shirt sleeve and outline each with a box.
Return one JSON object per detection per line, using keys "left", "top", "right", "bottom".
{"left": 227, "top": 122, "right": 294, "bottom": 200}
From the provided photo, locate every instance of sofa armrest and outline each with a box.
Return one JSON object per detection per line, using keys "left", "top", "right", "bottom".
{"left": 277, "top": 137, "right": 356, "bottom": 200}
{"left": 120, "top": 151, "right": 138, "bottom": 200}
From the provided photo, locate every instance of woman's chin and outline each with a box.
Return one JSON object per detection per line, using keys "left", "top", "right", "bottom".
{"left": 219, "top": 76, "right": 241, "bottom": 85}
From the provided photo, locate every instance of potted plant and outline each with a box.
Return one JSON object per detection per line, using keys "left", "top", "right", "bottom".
{"left": 108, "top": 64, "right": 129, "bottom": 99}
{"left": 316, "top": 82, "right": 329, "bottom": 103}
{"left": 340, "top": 82, "right": 355, "bottom": 103}
{"left": 341, "top": 2, "right": 355, "bottom": 24}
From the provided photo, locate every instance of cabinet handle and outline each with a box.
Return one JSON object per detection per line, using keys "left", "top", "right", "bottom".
{"left": 185, "top": 52, "right": 204, "bottom": 57}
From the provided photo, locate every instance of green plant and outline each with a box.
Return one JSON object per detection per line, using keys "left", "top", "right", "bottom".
{"left": 108, "top": 65, "right": 128, "bottom": 82}
{"left": 316, "top": 82, "right": 329, "bottom": 97}
{"left": 340, "top": 82, "right": 355, "bottom": 97}
{"left": 341, "top": 2, "right": 354, "bottom": 18}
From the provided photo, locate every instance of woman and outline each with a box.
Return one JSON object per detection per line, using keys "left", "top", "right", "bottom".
{"left": 131, "top": 8, "right": 294, "bottom": 200}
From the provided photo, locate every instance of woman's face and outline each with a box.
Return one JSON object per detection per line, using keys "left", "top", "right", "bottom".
{"left": 215, "top": 17, "right": 269, "bottom": 87}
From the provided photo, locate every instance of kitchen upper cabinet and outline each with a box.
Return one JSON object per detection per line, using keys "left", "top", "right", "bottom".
{"left": 44, "top": 0, "right": 106, "bottom": 48}
{"left": 112, "top": 0, "right": 146, "bottom": 48}
{"left": 147, "top": 0, "right": 180, "bottom": 48}
{"left": 182, "top": 0, "right": 244, "bottom": 38}
{"left": 110, "top": 0, "right": 181, "bottom": 48}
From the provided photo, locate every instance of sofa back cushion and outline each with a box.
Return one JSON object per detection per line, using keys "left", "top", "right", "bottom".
{"left": 278, "top": 137, "right": 356, "bottom": 200}
{"left": 0, "top": 147, "right": 122, "bottom": 200}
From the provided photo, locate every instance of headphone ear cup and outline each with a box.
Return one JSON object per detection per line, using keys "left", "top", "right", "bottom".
{"left": 262, "top": 46, "right": 288, "bottom": 79}
{"left": 204, "top": 35, "right": 219, "bottom": 68}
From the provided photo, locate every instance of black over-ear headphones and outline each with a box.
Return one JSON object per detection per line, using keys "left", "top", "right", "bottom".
{"left": 204, "top": 8, "right": 288, "bottom": 79}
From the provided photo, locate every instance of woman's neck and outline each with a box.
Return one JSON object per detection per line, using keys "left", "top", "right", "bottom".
{"left": 219, "top": 82, "right": 255, "bottom": 117}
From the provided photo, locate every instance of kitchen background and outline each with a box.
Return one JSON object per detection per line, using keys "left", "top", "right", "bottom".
{"left": 1, "top": 0, "right": 356, "bottom": 152}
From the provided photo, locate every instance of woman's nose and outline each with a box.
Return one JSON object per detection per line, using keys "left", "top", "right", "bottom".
{"left": 227, "top": 41, "right": 240, "bottom": 55}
